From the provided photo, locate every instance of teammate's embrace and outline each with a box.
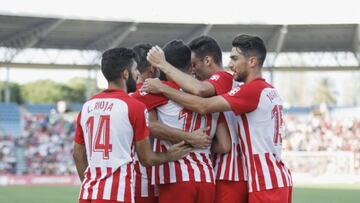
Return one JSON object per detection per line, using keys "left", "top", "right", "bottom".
{"left": 144, "top": 34, "right": 293, "bottom": 203}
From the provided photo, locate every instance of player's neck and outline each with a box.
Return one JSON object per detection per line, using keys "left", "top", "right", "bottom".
{"left": 245, "top": 72, "right": 262, "bottom": 83}
{"left": 210, "top": 64, "right": 223, "bottom": 73}
{"left": 108, "top": 81, "right": 127, "bottom": 93}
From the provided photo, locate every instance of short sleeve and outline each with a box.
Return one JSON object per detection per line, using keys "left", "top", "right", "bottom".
{"left": 131, "top": 90, "right": 169, "bottom": 110}
{"left": 131, "top": 81, "right": 179, "bottom": 110}
{"left": 74, "top": 112, "right": 85, "bottom": 145}
{"left": 206, "top": 71, "right": 234, "bottom": 95}
{"left": 128, "top": 101, "right": 150, "bottom": 142}
{"left": 221, "top": 81, "right": 265, "bottom": 115}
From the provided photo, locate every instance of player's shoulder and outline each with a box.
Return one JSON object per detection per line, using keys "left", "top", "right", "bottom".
{"left": 209, "top": 70, "right": 233, "bottom": 81}
{"left": 122, "top": 93, "right": 147, "bottom": 109}
{"left": 227, "top": 78, "right": 271, "bottom": 98}
{"left": 88, "top": 89, "right": 146, "bottom": 109}
{"left": 242, "top": 78, "right": 272, "bottom": 92}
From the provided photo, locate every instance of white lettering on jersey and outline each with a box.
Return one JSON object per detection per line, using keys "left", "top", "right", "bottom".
{"left": 209, "top": 74, "right": 220, "bottom": 81}
{"left": 266, "top": 89, "right": 280, "bottom": 103}
{"left": 228, "top": 86, "right": 241, "bottom": 96}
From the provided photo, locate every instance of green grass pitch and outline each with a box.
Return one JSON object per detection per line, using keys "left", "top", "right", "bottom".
{"left": 0, "top": 184, "right": 360, "bottom": 203}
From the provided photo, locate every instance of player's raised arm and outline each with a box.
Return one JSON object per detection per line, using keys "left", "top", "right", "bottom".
{"left": 142, "top": 78, "right": 232, "bottom": 115}
{"left": 147, "top": 45, "right": 216, "bottom": 97}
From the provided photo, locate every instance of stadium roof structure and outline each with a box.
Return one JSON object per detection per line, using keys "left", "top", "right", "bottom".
{"left": 0, "top": 14, "right": 359, "bottom": 70}
{"left": 0, "top": 14, "right": 358, "bottom": 52}
{"left": 0, "top": 14, "right": 359, "bottom": 102}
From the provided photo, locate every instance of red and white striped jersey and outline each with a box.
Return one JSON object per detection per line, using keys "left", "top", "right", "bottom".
{"left": 207, "top": 71, "right": 247, "bottom": 182}
{"left": 214, "top": 111, "right": 247, "bottom": 181}
{"left": 132, "top": 81, "right": 221, "bottom": 185}
{"left": 134, "top": 160, "right": 158, "bottom": 197}
{"left": 221, "top": 78, "right": 292, "bottom": 192}
{"left": 131, "top": 83, "right": 158, "bottom": 198}
{"left": 74, "top": 89, "right": 149, "bottom": 202}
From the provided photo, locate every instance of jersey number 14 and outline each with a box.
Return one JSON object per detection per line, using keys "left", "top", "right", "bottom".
{"left": 86, "top": 115, "right": 113, "bottom": 160}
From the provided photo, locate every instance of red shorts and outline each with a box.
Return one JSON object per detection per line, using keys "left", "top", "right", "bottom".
{"left": 214, "top": 180, "right": 248, "bottom": 203}
{"left": 248, "top": 187, "right": 292, "bottom": 203}
{"left": 158, "top": 182, "right": 215, "bottom": 203}
{"left": 135, "top": 196, "right": 158, "bottom": 203}
{"left": 79, "top": 199, "right": 127, "bottom": 203}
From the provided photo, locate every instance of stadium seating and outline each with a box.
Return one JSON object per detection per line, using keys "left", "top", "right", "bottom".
{"left": 24, "top": 104, "right": 56, "bottom": 115}
{"left": 0, "top": 103, "right": 21, "bottom": 136}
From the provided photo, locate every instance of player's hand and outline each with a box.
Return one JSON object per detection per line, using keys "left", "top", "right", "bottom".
{"left": 142, "top": 78, "right": 164, "bottom": 94}
{"left": 187, "top": 127, "right": 212, "bottom": 149}
{"left": 167, "top": 141, "right": 192, "bottom": 161}
{"left": 147, "top": 45, "right": 167, "bottom": 69}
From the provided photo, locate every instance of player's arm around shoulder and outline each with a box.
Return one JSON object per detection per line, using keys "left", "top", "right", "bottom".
{"left": 135, "top": 138, "right": 192, "bottom": 167}
{"left": 147, "top": 110, "right": 211, "bottom": 149}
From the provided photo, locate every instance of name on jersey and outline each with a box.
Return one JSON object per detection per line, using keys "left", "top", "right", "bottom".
{"left": 266, "top": 90, "right": 279, "bottom": 103}
{"left": 88, "top": 101, "right": 114, "bottom": 113}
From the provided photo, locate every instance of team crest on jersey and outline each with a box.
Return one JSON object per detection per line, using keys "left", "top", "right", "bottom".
{"left": 228, "top": 86, "right": 241, "bottom": 96}
{"left": 144, "top": 109, "right": 149, "bottom": 127}
{"left": 209, "top": 74, "right": 220, "bottom": 81}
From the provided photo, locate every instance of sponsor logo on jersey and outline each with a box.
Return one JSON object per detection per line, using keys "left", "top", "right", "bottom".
{"left": 209, "top": 74, "right": 220, "bottom": 81}
{"left": 228, "top": 86, "right": 241, "bottom": 96}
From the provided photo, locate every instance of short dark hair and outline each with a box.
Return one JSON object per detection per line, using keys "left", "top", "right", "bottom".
{"left": 163, "top": 40, "right": 191, "bottom": 72}
{"left": 101, "top": 48, "right": 136, "bottom": 82}
{"left": 232, "top": 34, "right": 267, "bottom": 67}
{"left": 188, "top": 36, "right": 222, "bottom": 66}
{"left": 133, "top": 43, "right": 152, "bottom": 74}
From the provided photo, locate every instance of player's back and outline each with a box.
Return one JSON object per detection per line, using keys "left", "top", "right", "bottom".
{"left": 77, "top": 89, "right": 148, "bottom": 202}
{"left": 222, "top": 78, "right": 292, "bottom": 193}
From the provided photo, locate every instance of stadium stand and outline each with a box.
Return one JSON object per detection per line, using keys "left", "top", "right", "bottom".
{"left": 0, "top": 103, "right": 21, "bottom": 136}
{"left": 1, "top": 102, "right": 360, "bottom": 179}
{"left": 0, "top": 103, "right": 78, "bottom": 175}
{"left": 24, "top": 104, "right": 56, "bottom": 115}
